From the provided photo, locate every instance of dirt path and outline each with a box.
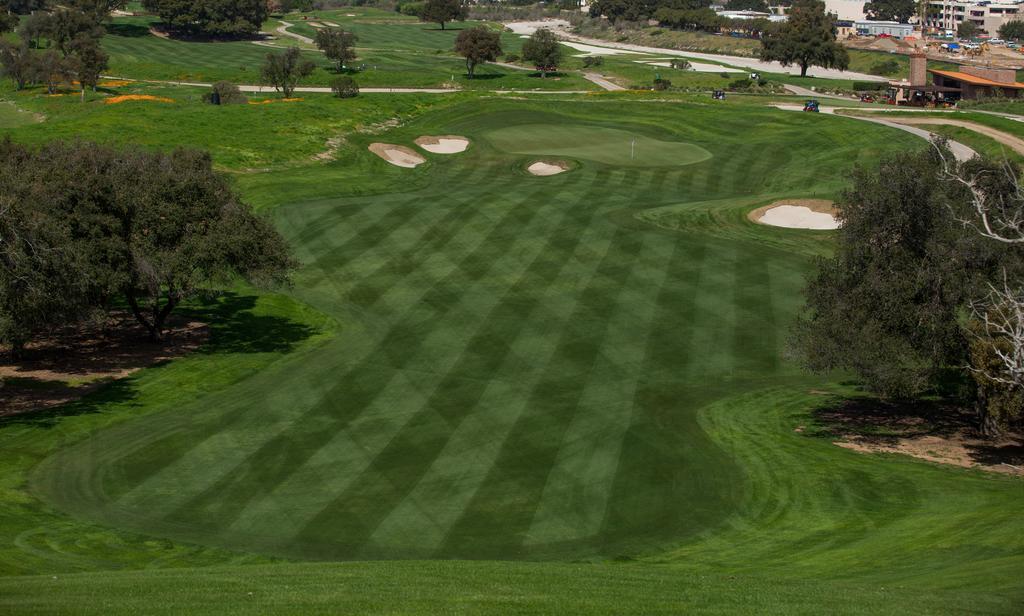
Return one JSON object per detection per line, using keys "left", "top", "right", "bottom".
{"left": 582, "top": 72, "right": 625, "bottom": 91}
{"left": 505, "top": 20, "right": 888, "bottom": 82}
{"left": 774, "top": 104, "right": 977, "bottom": 162}
{"left": 870, "top": 117, "right": 1024, "bottom": 155}
{"left": 276, "top": 21, "right": 314, "bottom": 45}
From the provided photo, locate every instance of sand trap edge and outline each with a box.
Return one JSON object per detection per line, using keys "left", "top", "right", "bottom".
{"left": 527, "top": 160, "right": 571, "bottom": 176}
{"left": 415, "top": 135, "right": 470, "bottom": 154}
{"left": 368, "top": 143, "right": 426, "bottom": 168}
{"left": 748, "top": 199, "right": 838, "bottom": 230}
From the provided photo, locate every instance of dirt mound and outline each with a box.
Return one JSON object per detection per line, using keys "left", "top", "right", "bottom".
{"left": 369, "top": 143, "right": 426, "bottom": 168}
{"left": 415, "top": 135, "right": 470, "bottom": 154}
{"left": 527, "top": 160, "right": 569, "bottom": 176}
{"left": 749, "top": 199, "right": 838, "bottom": 230}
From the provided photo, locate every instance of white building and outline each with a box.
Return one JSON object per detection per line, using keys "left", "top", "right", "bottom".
{"left": 854, "top": 20, "right": 915, "bottom": 36}
{"left": 927, "top": 0, "right": 1024, "bottom": 35}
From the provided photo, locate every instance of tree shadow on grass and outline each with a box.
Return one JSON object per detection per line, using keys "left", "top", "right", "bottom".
{"left": 188, "top": 292, "right": 319, "bottom": 355}
{"left": 0, "top": 292, "right": 319, "bottom": 428}
{"left": 464, "top": 74, "right": 504, "bottom": 81}
{"left": 105, "top": 23, "right": 150, "bottom": 38}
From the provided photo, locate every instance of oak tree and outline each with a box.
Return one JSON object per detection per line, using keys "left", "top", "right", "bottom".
{"left": 454, "top": 26, "right": 502, "bottom": 78}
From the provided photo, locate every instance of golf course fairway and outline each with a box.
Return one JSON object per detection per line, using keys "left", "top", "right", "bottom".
{"left": 2, "top": 98, "right": 1022, "bottom": 614}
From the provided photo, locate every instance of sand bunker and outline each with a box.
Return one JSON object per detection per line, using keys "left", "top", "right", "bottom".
{"left": 749, "top": 199, "right": 839, "bottom": 230}
{"left": 415, "top": 135, "right": 470, "bottom": 154}
{"left": 527, "top": 161, "right": 569, "bottom": 176}
{"left": 369, "top": 143, "right": 426, "bottom": 168}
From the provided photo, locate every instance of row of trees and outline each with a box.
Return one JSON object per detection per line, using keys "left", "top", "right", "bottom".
{"left": 0, "top": 140, "right": 295, "bottom": 354}
{"left": 792, "top": 143, "right": 1024, "bottom": 432}
{"left": 0, "top": 2, "right": 109, "bottom": 99}
{"left": 140, "top": 0, "right": 268, "bottom": 38}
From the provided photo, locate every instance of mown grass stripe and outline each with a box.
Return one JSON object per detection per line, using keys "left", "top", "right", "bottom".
{"left": 136, "top": 182, "right": 572, "bottom": 528}
{"left": 365, "top": 199, "right": 623, "bottom": 555}
{"left": 433, "top": 227, "right": 647, "bottom": 559}
{"left": 524, "top": 233, "right": 676, "bottom": 546}
{"left": 291, "top": 175, "right": 613, "bottom": 556}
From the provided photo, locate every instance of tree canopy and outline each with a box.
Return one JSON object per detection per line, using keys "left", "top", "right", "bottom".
{"left": 790, "top": 144, "right": 1023, "bottom": 431}
{"left": 725, "top": 0, "right": 769, "bottom": 13}
{"left": 0, "top": 140, "right": 295, "bottom": 349}
{"left": 522, "top": 28, "right": 562, "bottom": 77}
{"left": 863, "top": 0, "right": 915, "bottom": 23}
{"left": 419, "top": 0, "right": 466, "bottom": 30}
{"left": 958, "top": 20, "right": 979, "bottom": 40}
{"left": 590, "top": 0, "right": 712, "bottom": 23}
{"left": 141, "top": 0, "right": 268, "bottom": 37}
{"left": 454, "top": 26, "right": 502, "bottom": 78}
{"left": 998, "top": 20, "right": 1024, "bottom": 41}
{"left": 261, "top": 47, "right": 315, "bottom": 98}
{"left": 315, "top": 27, "right": 358, "bottom": 72}
{"left": 759, "top": 0, "right": 848, "bottom": 77}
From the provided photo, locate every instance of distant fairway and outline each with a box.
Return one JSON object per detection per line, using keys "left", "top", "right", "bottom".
{"left": 1, "top": 95, "right": 1020, "bottom": 612}
{"left": 98, "top": 14, "right": 593, "bottom": 90}
{"left": 485, "top": 123, "right": 712, "bottom": 167}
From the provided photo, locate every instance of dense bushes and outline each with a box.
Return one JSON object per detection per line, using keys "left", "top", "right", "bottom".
{"left": 141, "top": 0, "right": 268, "bottom": 37}
{"left": 0, "top": 140, "right": 295, "bottom": 351}
{"left": 330, "top": 75, "right": 359, "bottom": 97}
{"left": 204, "top": 81, "right": 248, "bottom": 104}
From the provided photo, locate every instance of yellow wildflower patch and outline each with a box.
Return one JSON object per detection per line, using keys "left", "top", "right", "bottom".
{"left": 105, "top": 95, "right": 175, "bottom": 105}
{"left": 248, "top": 98, "right": 304, "bottom": 105}
{"left": 99, "top": 80, "right": 133, "bottom": 88}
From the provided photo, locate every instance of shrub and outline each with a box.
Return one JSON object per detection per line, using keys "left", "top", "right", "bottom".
{"left": 330, "top": 75, "right": 359, "bottom": 98}
{"left": 852, "top": 81, "right": 886, "bottom": 91}
{"left": 652, "top": 77, "right": 671, "bottom": 90}
{"left": 399, "top": 1, "right": 425, "bottom": 17}
{"left": 868, "top": 59, "right": 900, "bottom": 76}
{"left": 203, "top": 81, "right": 247, "bottom": 104}
{"left": 582, "top": 56, "right": 604, "bottom": 68}
{"left": 728, "top": 77, "right": 752, "bottom": 90}
{"left": 504, "top": 53, "right": 520, "bottom": 63}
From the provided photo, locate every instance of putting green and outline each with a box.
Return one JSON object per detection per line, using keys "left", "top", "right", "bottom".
{"left": 483, "top": 123, "right": 712, "bottom": 167}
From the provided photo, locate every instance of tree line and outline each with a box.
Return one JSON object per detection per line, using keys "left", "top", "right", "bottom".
{"left": 0, "top": 140, "right": 295, "bottom": 355}
{"left": 0, "top": 0, "right": 112, "bottom": 99}
{"left": 791, "top": 144, "right": 1024, "bottom": 433}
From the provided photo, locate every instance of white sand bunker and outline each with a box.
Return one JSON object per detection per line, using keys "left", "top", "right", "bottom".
{"left": 528, "top": 161, "right": 569, "bottom": 176}
{"left": 750, "top": 199, "right": 839, "bottom": 230}
{"left": 415, "top": 135, "right": 470, "bottom": 154}
{"left": 369, "top": 143, "right": 426, "bottom": 168}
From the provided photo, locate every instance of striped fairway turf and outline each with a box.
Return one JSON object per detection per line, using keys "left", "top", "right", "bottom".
{"left": 19, "top": 100, "right": 1024, "bottom": 610}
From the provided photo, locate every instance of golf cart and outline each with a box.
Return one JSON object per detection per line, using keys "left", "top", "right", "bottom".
{"left": 712, "top": 90, "right": 726, "bottom": 100}
{"left": 803, "top": 100, "right": 820, "bottom": 112}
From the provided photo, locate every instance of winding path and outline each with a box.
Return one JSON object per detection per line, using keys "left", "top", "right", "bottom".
{"left": 505, "top": 20, "right": 889, "bottom": 82}
{"left": 774, "top": 104, "right": 977, "bottom": 162}
{"left": 276, "top": 21, "right": 314, "bottom": 45}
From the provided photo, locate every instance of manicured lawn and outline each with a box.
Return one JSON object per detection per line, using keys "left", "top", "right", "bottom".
{"left": 0, "top": 93, "right": 1021, "bottom": 613}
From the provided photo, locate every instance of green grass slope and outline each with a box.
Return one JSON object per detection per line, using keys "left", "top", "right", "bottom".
{"left": 1, "top": 95, "right": 1022, "bottom": 612}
